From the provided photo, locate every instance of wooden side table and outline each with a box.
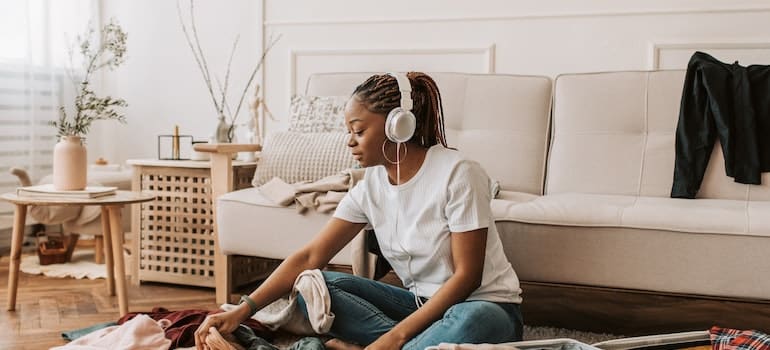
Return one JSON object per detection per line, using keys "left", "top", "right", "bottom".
{"left": 126, "top": 159, "right": 257, "bottom": 289}
{"left": 1, "top": 191, "right": 155, "bottom": 316}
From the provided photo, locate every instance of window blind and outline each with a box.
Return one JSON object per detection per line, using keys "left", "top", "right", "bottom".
{"left": 0, "top": 65, "right": 69, "bottom": 215}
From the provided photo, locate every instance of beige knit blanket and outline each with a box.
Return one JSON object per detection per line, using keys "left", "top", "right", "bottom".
{"left": 257, "top": 168, "right": 377, "bottom": 279}
{"left": 258, "top": 168, "right": 365, "bottom": 214}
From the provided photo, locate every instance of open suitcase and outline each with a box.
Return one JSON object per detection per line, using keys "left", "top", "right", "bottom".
{"left": 427, "top": 330, "right": 711, "bottom": 350}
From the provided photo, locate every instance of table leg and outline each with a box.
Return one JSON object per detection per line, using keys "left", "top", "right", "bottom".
{"left": 6, "top": 204, "right": 27, "bottom": 311}
{"left": 100, "top": 207, "right": 115, "bottom": 296}
{"left": 107, "top": 205, "right": 129, "bottom": 316}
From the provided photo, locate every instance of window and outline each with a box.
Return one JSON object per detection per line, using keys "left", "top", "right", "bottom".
{"left": 0, "top": 0, "right": 95, "bottom": 215}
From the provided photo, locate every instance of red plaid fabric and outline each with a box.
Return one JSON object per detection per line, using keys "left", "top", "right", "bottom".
{"left": 711, "top": 326, "right": 770, "bottom": 350}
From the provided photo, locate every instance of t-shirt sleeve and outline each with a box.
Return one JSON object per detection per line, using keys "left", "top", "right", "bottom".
{"left": 333, "top": 181, "right": 369, "bottom": 224}
{"left": 445, "top": 160, "right": 492, "bottom": 232}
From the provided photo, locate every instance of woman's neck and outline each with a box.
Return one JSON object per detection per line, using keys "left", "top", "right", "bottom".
{"left": 384, "top": 143, "right": 429, "bottom": 185}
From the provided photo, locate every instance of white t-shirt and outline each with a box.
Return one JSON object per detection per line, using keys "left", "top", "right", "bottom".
{"left": 334, "top": 145, "right": 522, "bottom": 303}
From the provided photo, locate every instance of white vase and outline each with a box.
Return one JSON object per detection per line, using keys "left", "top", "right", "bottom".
{"left": 53, "top": 136, "right": 87, "bottom": 190}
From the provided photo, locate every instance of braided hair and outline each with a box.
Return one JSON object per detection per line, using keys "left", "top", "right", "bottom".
{"left": 351, "top": 72, "right": 448, "bottom": 148}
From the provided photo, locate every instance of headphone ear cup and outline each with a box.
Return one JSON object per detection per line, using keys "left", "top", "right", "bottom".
{"left": 385, "top": 107, "right": 416, "bottom": 143}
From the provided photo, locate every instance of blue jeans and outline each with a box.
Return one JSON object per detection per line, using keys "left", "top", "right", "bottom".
{"left": 296, "top": 271, "right": 523, "bottom": 349}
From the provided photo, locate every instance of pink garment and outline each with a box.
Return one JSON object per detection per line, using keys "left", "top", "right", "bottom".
{"left": 51, "top": 314, "right": 171, "bottom": 350}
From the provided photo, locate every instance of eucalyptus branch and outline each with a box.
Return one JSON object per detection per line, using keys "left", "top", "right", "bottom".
{"left": 49, "top": 19, "right": 128, "bottom": 138}
{"left": 64, "top": 38, "right": 80, "bottom": 93}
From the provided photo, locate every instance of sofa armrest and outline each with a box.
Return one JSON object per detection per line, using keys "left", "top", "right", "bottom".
{"left": 193, "top": 143, "right": 261, "bottom": 304}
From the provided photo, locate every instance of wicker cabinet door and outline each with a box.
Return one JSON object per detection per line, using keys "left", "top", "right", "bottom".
{"left": 135, "top": 164, "right": 256, "bottom": 287}
{"left": 138, "top": 166, "right": 214, "bottom": 286}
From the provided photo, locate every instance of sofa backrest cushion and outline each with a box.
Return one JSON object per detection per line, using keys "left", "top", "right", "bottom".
{"left": 306, "top": 72, "right": 553, "bottom": 195}
{"left": 547, "top": 70, "right": 770, "bottom": 200}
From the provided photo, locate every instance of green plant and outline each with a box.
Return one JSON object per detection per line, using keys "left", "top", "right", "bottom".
{"left": 50, "top": 19, "right": 128, "bottom": 138}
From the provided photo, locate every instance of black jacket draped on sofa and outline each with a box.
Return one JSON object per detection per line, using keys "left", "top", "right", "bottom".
{"left": 671, "top": 51, "right": 770, "bottom": 199}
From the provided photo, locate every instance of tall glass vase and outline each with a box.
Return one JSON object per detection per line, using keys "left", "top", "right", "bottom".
{"left": 215, "top": 115, "right": 230, "bottom": 143}
{"left": 53, "top": 136, "right": 87, "bottom": 190}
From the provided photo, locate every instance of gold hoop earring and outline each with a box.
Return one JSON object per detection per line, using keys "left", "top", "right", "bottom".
{"left": 382, "top": 140, "right": 407, "bottom": 165}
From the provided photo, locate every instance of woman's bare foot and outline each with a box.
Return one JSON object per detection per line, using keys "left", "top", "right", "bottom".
{"left": 325, "top": 338, "right": 364, "bottom": 350}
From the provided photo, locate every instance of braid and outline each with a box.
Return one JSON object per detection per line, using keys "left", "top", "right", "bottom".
{"left": 351, "top": 74, "right": 401, "bottom": 115}
{"left": 409, "top": 72, "right": 448, "bottom": 148}
{"left": 352, "top": 72, "right": 449, "bottom": 148}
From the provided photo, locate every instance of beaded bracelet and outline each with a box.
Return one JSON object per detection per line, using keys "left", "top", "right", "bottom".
{"left": 239, "top": 295, "right": 258, "bottom": 316}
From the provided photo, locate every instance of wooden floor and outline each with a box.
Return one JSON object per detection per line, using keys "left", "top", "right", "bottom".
{"left": 0, "top": 253, "right": 218, "bottom": 349}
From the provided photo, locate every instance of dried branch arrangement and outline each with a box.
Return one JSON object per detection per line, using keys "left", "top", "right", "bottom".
{"left": 176, "top": 0, "right": 281, "bottom": 142}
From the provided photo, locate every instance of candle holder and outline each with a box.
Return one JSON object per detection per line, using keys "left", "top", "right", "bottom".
{"left": 157, "top": 135, "right": 193, "bottom": 160}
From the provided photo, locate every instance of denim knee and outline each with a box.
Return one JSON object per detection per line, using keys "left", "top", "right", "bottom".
{"left": 404, "top": 301, "right": 522, "bottom": 350}
{"left": 446, "top": 301, "right": 517, "bottom": 341}
{"left": 321, "top": 270, "right": 353, "bottom": 289}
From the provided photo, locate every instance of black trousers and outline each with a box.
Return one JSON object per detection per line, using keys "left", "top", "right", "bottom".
{"left": 671, "top": 51, "right": 770, "bottom": 199}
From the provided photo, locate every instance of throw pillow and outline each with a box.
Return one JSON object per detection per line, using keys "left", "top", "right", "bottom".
{"left": 252, "top": 131, "right": 357, "bottom": 187}
{"left": 288, "top": 95, "right": 349, "bottom": 133}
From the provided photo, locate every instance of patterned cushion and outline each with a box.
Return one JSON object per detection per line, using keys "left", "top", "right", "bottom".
{"left": 252, "top": 131, "right": 357, "bottom": 187}
{"left": 288, "top": 95, "right": 349, "bottom": 133}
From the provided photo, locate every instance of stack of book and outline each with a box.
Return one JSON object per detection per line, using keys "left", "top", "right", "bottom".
{"left": 16, "top": 184, "right": 117, "bottom": 199}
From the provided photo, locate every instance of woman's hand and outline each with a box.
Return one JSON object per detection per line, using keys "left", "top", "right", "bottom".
{"left": 194, "top": 307, "right": 249, "bottom": 350}
{"left": 365, "top": 330, "right": 407, "bottom": 350}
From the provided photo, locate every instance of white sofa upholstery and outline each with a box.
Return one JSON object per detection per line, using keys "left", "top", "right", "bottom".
{"left": 214, "top": 70, "right": 770, "bottom": 304}
{"left": 503, "top": 70, "right": 770, "bottom": 301}
{"left": 217, "top": 72, "right": 553, "bottom": 265}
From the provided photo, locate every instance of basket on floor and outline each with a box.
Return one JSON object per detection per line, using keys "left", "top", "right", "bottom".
{"left": 36, "top": 232, "right": 79, "bottom": 265}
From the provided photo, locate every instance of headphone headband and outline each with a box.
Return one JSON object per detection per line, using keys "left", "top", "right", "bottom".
{"left": 387, "top": 72, "right": 413, "bottom": 111}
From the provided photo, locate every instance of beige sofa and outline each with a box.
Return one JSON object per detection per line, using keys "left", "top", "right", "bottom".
{"left": 204, "top": 71, "right": 770, "bottom": 308}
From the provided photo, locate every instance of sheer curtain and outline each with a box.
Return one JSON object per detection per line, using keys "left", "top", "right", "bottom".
{"left": 0, "top": 0, "right": 96, "bottom": 215}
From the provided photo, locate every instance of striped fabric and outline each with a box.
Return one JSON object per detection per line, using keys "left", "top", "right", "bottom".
{"left": 711, "top": 326, "right": 770, "bottom": 350}
{"left": 252, "top": 131, "right": 357, "bottom": 187}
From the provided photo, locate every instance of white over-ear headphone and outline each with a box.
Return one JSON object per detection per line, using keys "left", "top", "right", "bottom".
{"left": 385, "top": 72, "right": 417, "bottom": 143}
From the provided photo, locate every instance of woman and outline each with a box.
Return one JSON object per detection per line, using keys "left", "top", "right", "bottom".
{"left": 195, "top": 72, "right": 523, "bottom": 350}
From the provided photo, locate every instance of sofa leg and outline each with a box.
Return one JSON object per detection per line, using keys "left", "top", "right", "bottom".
{"left": 215, "top": 252, "right": 233, "bottom": 305}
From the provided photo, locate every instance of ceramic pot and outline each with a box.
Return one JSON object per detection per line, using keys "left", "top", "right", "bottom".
{"left": 53, "top": 135, "right": 87, "bottom": 190}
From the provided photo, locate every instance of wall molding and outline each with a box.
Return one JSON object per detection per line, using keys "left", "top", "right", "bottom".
{"left": 288, "top": 45, "right": 496, "bottom": 96}
{"left": 265, "top": 6, "right": 770, "bottom": 27}
{"left": 648, "top": 41, "right": 770, "bottom": 69}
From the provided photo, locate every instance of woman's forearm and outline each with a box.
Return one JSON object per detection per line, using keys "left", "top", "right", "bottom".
{"left": 238, "top": 250, "right": 317, "bottom": 321}
{"left": 238, "top": 219, "right": 366, "bottom": 323}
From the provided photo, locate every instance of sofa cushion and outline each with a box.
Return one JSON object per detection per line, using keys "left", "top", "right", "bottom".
{"left": 495, "top": 193, "right": 770, "bottom": 237}
{"left": 252, "top": 131, "right": 357, "bottom": 187}
{"left": 548, "top": 71, "right": 770, "bottom": 201}
{"left": 288, "top": 95, "right": 349, "bottom": 133}
{"left": 305, "top": 72, "right": 552, "bottom": 195}
{"left": 216, "top": 187, "right": 355, "bottom": 265}
{"left": 496, "top": 220, "right": 770, "bottom": 300}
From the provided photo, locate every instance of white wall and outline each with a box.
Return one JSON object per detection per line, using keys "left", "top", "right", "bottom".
{"left": 99, "top": 0, "right": 770, "bottom": 164}
{"left": 97, "top": 0, "right": 261, "bottom": 163}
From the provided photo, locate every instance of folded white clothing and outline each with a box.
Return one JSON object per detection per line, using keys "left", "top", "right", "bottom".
{"left": 221, "top": 269, "right": 334, "bottom": 335}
